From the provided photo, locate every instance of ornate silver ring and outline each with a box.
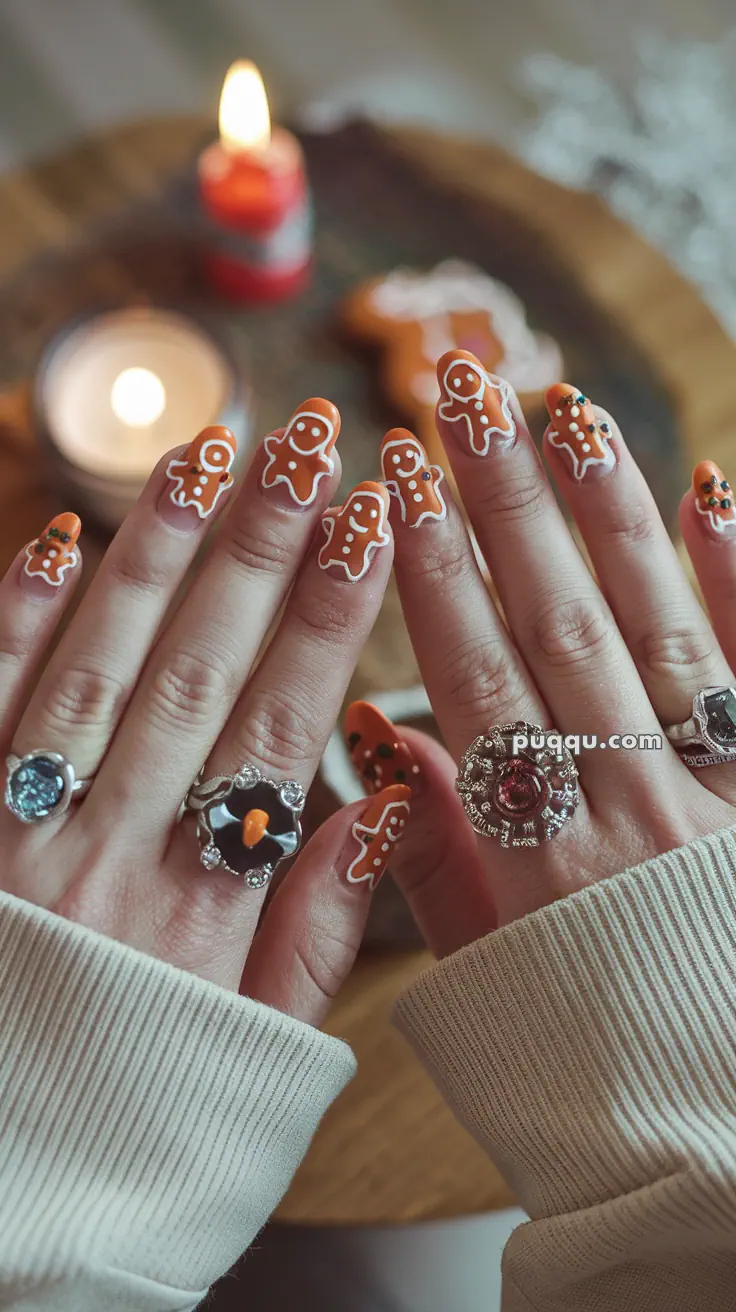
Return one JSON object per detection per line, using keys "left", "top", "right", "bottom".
{"left": 456, "top": 721, "right": 579, "bottom": 847}
{"left": 665, "top": 686, "right": 736, "bottom": 767}
{"left": 186, "top": 762, "right": 305, "bottom": 887}
{"left": 5, "top": 750, "right": 92, "bottom": 824}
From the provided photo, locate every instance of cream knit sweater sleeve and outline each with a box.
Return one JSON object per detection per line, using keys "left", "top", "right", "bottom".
{"left": 0, "top": 888, "right": 356, "bottom": 1311}
{"left": 394, "top": 826, "right": 736, "bottom": 1312}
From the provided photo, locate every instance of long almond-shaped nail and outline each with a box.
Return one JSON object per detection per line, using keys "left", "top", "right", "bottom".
{"left": 693, "top": 460, "right": 736, "bottom": 538}
{"left": 23, "top": 513, "right": 81, "bottom": 589}
{"left": 165, "top": 426, "right": 236, "bottom": 521}
{"left": 261, "top": 397, "right": 340, "bottom": 508}
{"left": 318, "top": 480, "right": 391, "bottom": 582}
{"left": 345, "top": 784, "right": 411, "bottom": 890}
{"left": 545, "top": 384, "right": 614, "bottom": 481}
{"left": 437, "top": 349, "right": 516, "bottom": 457}
{"left": 380, "top": 428, "right": 446, "bottom": 527}
{"left": 345, "top": 700, "right": 421, "bottom": 793}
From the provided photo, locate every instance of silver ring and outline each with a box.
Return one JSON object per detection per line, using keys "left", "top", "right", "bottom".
{"left": 665, "top": 686, "right": 736, "bottom": 767}
{"left": 5, "top": 750, "right": 92, "bottom": 824}
{"left": 185, "top": 762, "right": 305, "bottom": 887}
{"left": 456, "top": 721, "right": 579, "bottom": 847}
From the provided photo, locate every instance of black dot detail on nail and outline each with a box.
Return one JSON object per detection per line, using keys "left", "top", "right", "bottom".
{"left": 722, "top": 480, "right": 730, "bottom": 491}
{"left": 600, "top": 423, "right": 610, "bottom": 433}
{"left": 709, "top": 497, "right": 719, "bottom": 506}
{"left": 347, "top": 732, "right": 361, "bottom": 750}
{"left": 722, "top": 499, "right": 732, "bottom": 510}
{"left": 421, "top": 471, "right": 431, "bottom": 480}
{"left": 587, "top": 424, "right": 596, "bottom": 432}
{"left": 376, "top": 742, "right": 395, "bottom": 759}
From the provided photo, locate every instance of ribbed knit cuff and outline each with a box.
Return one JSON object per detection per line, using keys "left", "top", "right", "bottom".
{"left": 0, "top": 890, "right": 355, "bottom": 1297}
{"left": 393, "top": 826, "right": 736, "bottom": 1220}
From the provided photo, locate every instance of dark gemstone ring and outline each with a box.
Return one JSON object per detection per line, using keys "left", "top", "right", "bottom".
{"left": 5, "top": 750, "right": 92, "bottom": 824}
{"left": 456, "top": 722, "right": 579, "bottom": 847}
{"left": 665, "top": 687, "right": 736, "bottom": 767}
{"left": 185, "top": 763, "right": 305, "bottom": 887}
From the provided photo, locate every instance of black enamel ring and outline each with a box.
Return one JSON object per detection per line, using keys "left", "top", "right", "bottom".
{"left": 5, "top": 750, "right": 92, "bottom": 824}
{"left": 456, "top": 721, "right": 579, "bottom": 848}
{"left": 665, "top": 686, "right": 736, "bottom": 767}
{"left": 185, "top": 763, "right": 305, "bottom": 887}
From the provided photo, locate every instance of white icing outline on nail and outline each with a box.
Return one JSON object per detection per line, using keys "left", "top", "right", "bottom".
{"left": 548, "top": 395, "right": 615, "bottom": 482}
{"left": 23, "top": 541, "right": 80, "bottom": 587}
{"left": 438, "top": 356, "right": 515, "bottom": 456}
{"left": 261, "top": 407, "right": 337, "bottom": 507}
{"left": 380, "top": 434, "right": 447, "bottom": 528}
{"left": 346, "top": 795, "right": 410, "bottom": 888}
{"left": 318, "top": 489, "right": 390, "bottom": 582}
{"left": 166, "top": 433, "right": 236, "bottom": 519}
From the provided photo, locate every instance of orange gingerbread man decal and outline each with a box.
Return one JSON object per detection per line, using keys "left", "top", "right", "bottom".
{"left": 380, "top": 428, "right": 446, "bottom": 528}
{"left": 24, "top": 513, "right": 81, "bottom": 587}
{"left": 345, "top": 784, "right": 411, "bottom": 889}
{"left": 166, "top": 426, "right": 236, "bottom": 518}
{"left": 261, "top": 397, "right": 341, "bottom": 507}
{"left": 345, "top": 700, "right": 420, "bottom": 793}
{"left": 546, "top": 384, "right": 614, "bottom": 482}
{"left": 437, "top": 349, "right": 515, "bottom": 456}
{"left": 318, "top": 481, "right": 390, "bottom": 583}
{"left": 693, "top": 460, "right": 736, "bottom": 536}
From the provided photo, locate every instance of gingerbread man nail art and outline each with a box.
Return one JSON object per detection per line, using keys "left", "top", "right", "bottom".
{"left": 546, "top": 384, "right": 615, "bottom": 482}
{"left": 166, "top": 426, "right": 236, "bottom": 519}
{"left": 318, "top": 481, "right": 391, "bottom": 582}
{"left": 345, "top": 784, "right": 411, "bottom": 890}
{"left": 345, "top": 700, "right": 420, "bottom": 794}
{"left": 24, "top": 513, "right": 81, "bottom": 587}
{"left": 261, "top": 397, "right": 341, "bottom": 507}
{"left": 437, "top": 349, "right": 515, "bottom": 457}
{"left": 693, "top": 460, "right": 736, "bottom": 537}
{"left": 380, "top": 428, "right": 446, "bottom": 528}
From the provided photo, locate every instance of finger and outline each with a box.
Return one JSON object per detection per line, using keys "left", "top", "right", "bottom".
{"left": 12, "top": 429, "right": 237, "bottom": 782}
{"left": 344, "top": 701, "right": 495, "bottom": 957}
{"left": 242, "top": 786, "right": 410, "bottom": 1024}
{"left": 88, "top": 399, "right": 343, "bottom": 827}
{"left": 0, "top": 514, "right": 82, "bottom": 749}
{"left": 435, "top": 352, "right": 658, "bottom": 786}
{"left": 543, "top": 407, "right": 731, "bottom": 726}
{"left": 379, "top": 426, "right": 546, "bottom": 764}
{"left": 679, "top": 460, "right": 736, "bottom": 668}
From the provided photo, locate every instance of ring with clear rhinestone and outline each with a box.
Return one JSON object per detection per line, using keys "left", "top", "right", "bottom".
{"left": 185, "top": 763, "right": 305, "bottom": 887}
{"left": 4, "top": 750, "right": 92, "bottom": 824}
{"left": 456, "top": 721, "right": 579, "bottom": 847}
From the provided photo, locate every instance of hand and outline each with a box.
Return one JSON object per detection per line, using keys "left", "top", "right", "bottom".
{"left": 356, "top": 353, "right": 736, "bottom": 954}
{"left": 0, "top": 401, "right": 399, "bottom": 1024}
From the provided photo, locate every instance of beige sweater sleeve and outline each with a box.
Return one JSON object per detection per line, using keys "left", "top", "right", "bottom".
{"left": 394, "top": 825, "right": 736, "bottom": 1312}
{"left": 0, "top": 889, "right": 355, "bottom": 1311}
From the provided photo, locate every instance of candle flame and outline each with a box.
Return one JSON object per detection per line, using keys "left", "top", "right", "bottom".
{"left": 219, "top": 60, "right": 271, "bottom": 154}
{"left": 111, "top": 368, "right": 166, "bottom": 428}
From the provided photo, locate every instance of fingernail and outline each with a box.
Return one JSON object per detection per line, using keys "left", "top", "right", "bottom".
{"left": 380, "top": 428, "right": 446, "bottom": 527}
{"left": 318, "top": 481, "right": 391, "bottom": 582}
{"left": 344, "top": 784, "right": 412, "bottom": 890}
{"left": 693, "top": 460, "right": 736, "bottom": 538}
{"left": 162, "top": 426, "right": 236, "bottom": 529}
{"left": 437, "top": 349, "right": 516, "bottom": 457}
{"left": 261, "top": 397, "right": 340, "bottom": 508}
{"left": 345, "top": 700, "right": 421, "bottom": 793}
{"left": 22, "top": 513, "right": 81, "bottom": 592}
{"left": 545, "top": 384, "right": 615, "bottom": 481}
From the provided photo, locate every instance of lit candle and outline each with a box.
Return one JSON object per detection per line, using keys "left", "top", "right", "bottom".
{"left": 34, "top": 306, "right": 249, "bottom": 531}
{"left": 198, "top": 60, "right": 312, "bottom": 304}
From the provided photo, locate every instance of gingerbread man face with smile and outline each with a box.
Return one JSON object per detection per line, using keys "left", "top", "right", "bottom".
{"left": 24, "top": 513, "right": 81, "bottom": 587}
{"left": 380, "top": 428, "right": 446, "bottom": 528}
{"left": 166, "top": 426, "right": 236, "bottom": 518}
{"left": 437, "top": 349, "right": 515, "bottom": 457}
{"left": 261, "top": 397, "right": 341, "bottom": 507}
{"left": 318, "top": 481, "right": 390, "bottom": 582}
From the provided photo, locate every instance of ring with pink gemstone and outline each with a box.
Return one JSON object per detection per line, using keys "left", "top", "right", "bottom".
{"left": 456, "top": 722, "right": 579, "bottom": 848}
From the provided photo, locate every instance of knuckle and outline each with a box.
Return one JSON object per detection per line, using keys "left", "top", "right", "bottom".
{"left": 224, "top": 516, "right": 292, "bottom": 579}
{"left": 634, "top": 623, "right": 719, "bottom": 683}
{"left": 107, "top": 547, "right": 171, "bottom": 598}
{"left": 597, "top": 499, "right": 656, "bottom": 548}
{"left": 148, "top": 649, "right": 231, "bottom": 731}
{"left": 440, "top": 636, "right": 528, "bottom": 725}
{"left": 235, "top": 689, "right": 320, "bottom": 775}
{"left": 290, "top": 592, "right": 354, "bottom": 647}
{"left": 41, "top": 664, "right": 127, "bottom": 732}
{"left": 399, "top": 533, "right": 474, "bottom": 589}
{"left": 472, "top": 474, "right": 547, "bottom": 523}
{"left": 531, "top": 596, "right": 613, "bottom": 669}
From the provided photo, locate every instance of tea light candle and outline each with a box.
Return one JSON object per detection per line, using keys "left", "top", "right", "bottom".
{"left": 34, "top": 306, "right": 249, "bottom": 531}
{"left": 198, "top": 61, "right": 312, "bottom": 304}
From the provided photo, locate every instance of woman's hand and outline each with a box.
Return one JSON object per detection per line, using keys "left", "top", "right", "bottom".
{"left": 361, "top": 350, "right": 736, "bottom": 954}
{"left": 0, "top": 400, "right": 399, "bottom": 1023}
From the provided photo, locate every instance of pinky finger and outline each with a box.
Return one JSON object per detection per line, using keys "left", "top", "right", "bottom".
{"left": 0, "top": 513, "right": 83, "bottom": 741}
{"left": 679, "top": 461, "right": 736, "bottom": 667}
{"left": 241, "top": 787, "right": 411, "bottom": 1025}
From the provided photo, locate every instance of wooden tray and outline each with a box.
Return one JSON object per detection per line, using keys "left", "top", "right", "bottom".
{"left": 1, "top": 117, "right": 735, "bottom": 1228}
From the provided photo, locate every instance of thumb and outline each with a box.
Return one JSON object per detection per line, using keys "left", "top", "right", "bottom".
{"left": 345, "top": 702, "right": 495, "bottom": 957}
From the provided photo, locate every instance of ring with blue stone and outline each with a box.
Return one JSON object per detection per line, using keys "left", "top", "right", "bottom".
{"left": 665, "top": 686, "right": 736, "bottom": 767}
{"left": 4, "top": 750, "right": 92, "bottom": 824}
{"left": 185, "top": 762, "right": 305, "bottom": 888}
